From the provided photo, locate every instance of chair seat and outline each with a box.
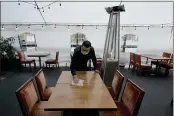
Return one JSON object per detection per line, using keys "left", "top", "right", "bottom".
{"left": 31, "top": 101, "right": 63, "bottom": 116}
{"left": 159, "top": 62, "right": 173, "bottom": 69}
{"left": 42, "top": 87, "right": 54, "bottom": 100}
{"left": 45, "top": 59, "right": 56, "bottom": 63}
{"left": 140, "top": 63, "right": 152, "bottom": 69}
{"left": 107, "top": 87, "right": 115, "bottom": 99}
{"left": 30, "top": 108, "right": 63, "bottom": 116}
{"left": 99, "top": 102, "right": 131, "bottom": 116}
{"left": 21, "top": 59, "right": 35, "bottom": 63}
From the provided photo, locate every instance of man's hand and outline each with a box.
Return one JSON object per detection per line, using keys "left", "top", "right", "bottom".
{"left": 73, "top": 75, "right": 79, "bottom": 84}
{"left": 95, "top": 70, "right": 100, "bottom": 73}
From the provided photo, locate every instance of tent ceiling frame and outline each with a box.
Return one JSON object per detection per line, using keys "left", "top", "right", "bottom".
{"left": 1, "top": 1, "right": 173, "bottom": 2}
{"left": 1, "top": 23, "right": 173, "bottom": 27}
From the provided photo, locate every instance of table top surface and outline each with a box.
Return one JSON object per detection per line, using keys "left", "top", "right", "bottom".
{"left": 27, "top": 52, "right": 50, "bottom": 57}
{"left": 44, "top": 71, "right": 117, "bottom": 110}
{"left": 137, "top": 53, "right": 172, "bottom": 60}
{"left": 57, "top": 71, "right": 103, "bottom": 84}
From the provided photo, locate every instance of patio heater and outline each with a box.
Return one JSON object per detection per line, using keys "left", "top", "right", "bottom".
{"left": 100, "top": 5, "right": 125, "bottom": 86}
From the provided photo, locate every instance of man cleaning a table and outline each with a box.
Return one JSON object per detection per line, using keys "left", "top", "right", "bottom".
{"left": 70, "top": 40, "right": 99, "bottom": 83}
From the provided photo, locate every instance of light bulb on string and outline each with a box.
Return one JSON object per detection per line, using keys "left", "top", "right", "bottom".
{"left": 15, "top": 25, "right": 18, "bottom": 30}
{"left": 18, "top": 0, "right": 20, "bottom": 5}
{"left": 1, "top": 25, "right": 4, "bottom": 30}
{"left": 122, "top": 26, "right": 123, "bottom": 30}
{"left": 28, "top": 25, "right": 30, "bottom": 29}
{"left": 161, "top": 24, "right": 163, "bottom": 28}
{"left": 96, "top": 25, "right": 98, "bottom": 29}
{"left": 48, "top": 6, "right": 50, "bottom": 9}
{"left": 134, "top": 26, "right": 136, "bottom": 30}
{"left": 148, "top": 26, "right": 150, "bottom": 30}
{"left": 42, "top": 25, "right": 44, "bottom": 29}
{"left": 68, "top": 25, "right": 70, "bottom": 30}
{"left": 54, "top": 24, "right": 56, "bottom": 28}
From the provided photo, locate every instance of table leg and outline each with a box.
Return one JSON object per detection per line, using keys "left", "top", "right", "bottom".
{"left": 146, "top": 58, "right": 149, "bottom": 64}
{"left": 39, "top": 57, "right": 41, "bottom": 69}
{"left": 154, "top": 60, "right": 159, "bottom": 75}
{"left": 171, "top": 98, "right": 173, "bottom": 105}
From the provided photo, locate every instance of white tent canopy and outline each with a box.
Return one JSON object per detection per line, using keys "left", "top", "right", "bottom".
{"left": 1, "top": 1, "right": 173, "bottom": 24}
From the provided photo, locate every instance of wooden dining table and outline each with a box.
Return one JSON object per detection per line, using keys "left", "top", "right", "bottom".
{"left": 44, "top": 71, "right": 117, "bottom": 116}
{"left": 27, "top": 52, "right": 50, "bottom": 68}
{"left": 136, "top": 53, "right": 172, "bottom": 74}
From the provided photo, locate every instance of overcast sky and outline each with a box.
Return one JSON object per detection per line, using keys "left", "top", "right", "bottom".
{"left": 1, "top": 1, "right": 173, "bottom": 24}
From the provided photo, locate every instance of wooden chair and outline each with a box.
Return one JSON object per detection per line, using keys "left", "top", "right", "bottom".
{"left": 129, "top": 52, "right": 135, "bottom": 71}
{"left": 100, "top": 79, "right": 145, "bottom": 116}
{"left": 15, "top": 79, "right": 63, "bottom": 116}
{"left": 134, "top": 54, "right": 152, "bottom": 75}
{"left": 96, "top": 59, "right": 103, "bottom": 70}
{"left": 35, "top": 69, "right": 54, "bottom": 101}
{"left": 17, "top": 51, "right": 36, "bottom": 72}
{"left": 45, "top": 51, "right": 59, "bottom": 68}
{"left": 107, "top": 70, "right": 124, "bottom": 101}
{"left": 158, "top": 54, "right": 173, "bottom": 76}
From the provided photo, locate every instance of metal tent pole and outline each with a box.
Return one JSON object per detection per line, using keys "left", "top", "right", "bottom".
{"left": 117, "top": 12, "right": 121, "bottom": 70}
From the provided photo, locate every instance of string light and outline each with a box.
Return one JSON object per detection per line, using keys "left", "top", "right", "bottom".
{"left": 148, "top": 26, "right": 150, "bottom": 30}
{"left": 1, "top": 25, "right": 4, "bottom": 30}
{"left": 15, "top": 25, "right": 18, "bottom": 30}
{"left": 59, "top": 0, "right": 62, "bottom": 6}
{"left": 82, "top": 25, "right": 83, "bottom": 29}
{"left": 68, "top": 25, "right": 70, "bottom": 30}
{"left": 28, "top": 25, "right": 30, "bottom": 29}
{"left": 122, "top": 26, "right": 123, "bottom": 30}
{"left": 161, "top": 24, "right": 163, "bottom": 28}
{"left": 42, "top": 25, "right": 44, "bottom": 29}
{"left": 48, "top": 6, "right": 50, "bottom": 9}
{"left": 96, "top": 25, "right": 98, "bottom": 29}
{"left": 18, "top": 0, "right": 20, "bottom": 5}
{"left": 134, "top": 26, "right": 136, "bottom": 30}
{"left": 54, "top": 24, "right": 56, "bottom": 28}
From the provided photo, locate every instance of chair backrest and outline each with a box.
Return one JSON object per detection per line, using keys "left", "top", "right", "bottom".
{"left": 17, "top": 51, "right": 25, "bottom": 61}
{"left": 162, "top": 52, "right": 171, "bottom": 58}
{"left": 130, "top": 52, "right": 135, "bottom": 63}
{"left": 121, "top": 79, "right": 145, "bottom": 116}
{"left": 15, "top": 79, "right": 38, "bottom": 116}
{"left": 111, "top": 70, "right": 124, "bottom": 100}
{"left": 169, "top": 54, "right": 173, "bottom": 64}
{"left": 134, "top": 54, "right": 141, "bottom": 66}
{"left": 35, "top": 69, "right": 47, "bottom": 100}
{"left": 96, "top": 59, "right": 103, "bottom": 70}
{"left": 55, "top": 51, "right": 59, "bottom": 63}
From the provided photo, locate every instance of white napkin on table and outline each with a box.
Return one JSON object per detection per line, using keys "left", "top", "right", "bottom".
{"left": 71, "top": 79, "right": 85, "bottom": 87}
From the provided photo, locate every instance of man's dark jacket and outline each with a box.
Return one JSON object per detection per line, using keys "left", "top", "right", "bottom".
{"left": 70, "top": 46, "right": 97, "bottom": 76}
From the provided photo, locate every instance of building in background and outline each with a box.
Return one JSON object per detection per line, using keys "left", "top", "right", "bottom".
{"left": 121, "top": 33, "right": 138, "bottom": 53}
{"left": 18, "top": 32, "right": 37, "bottom": 51}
